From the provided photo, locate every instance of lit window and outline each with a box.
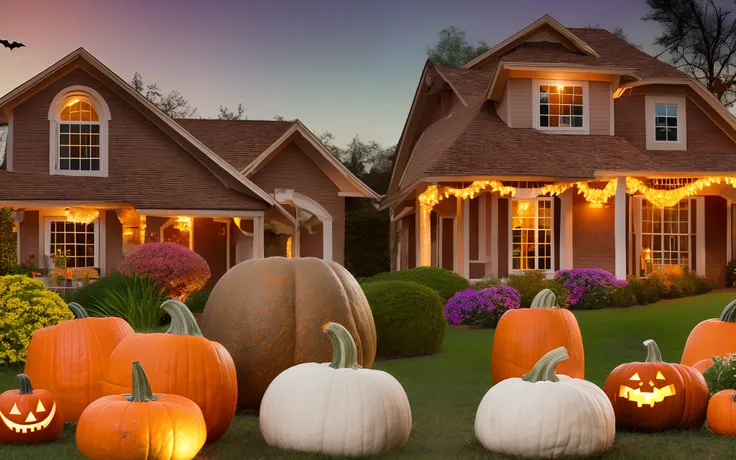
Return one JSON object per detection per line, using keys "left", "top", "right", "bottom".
{"left": 640, "top": 199, "right": 691, "bottom": 275}
{"left": 49, "top": 220, "right": 96, "bottom": 268}
{"left": 58, "top": 99, "right": 101, "bottom": 172}
{"left": 539, "top": 85, "right": 584, "bottom": 128}
{"left": 654, "top": 104, "right": 678, "bottom": 142}
{"left": 511, "top": 199, "right": 553, "bottom": 271}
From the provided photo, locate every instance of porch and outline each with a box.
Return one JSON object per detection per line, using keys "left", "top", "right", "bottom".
{"left": 393, "top": 177, "right": 736, "bottom": 286}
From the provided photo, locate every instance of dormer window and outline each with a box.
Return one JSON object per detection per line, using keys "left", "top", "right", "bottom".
{"left": 49, "top": 86, "right": 111, "bottom": 177}
{"left": 645, "top": 95, "right": 687, "bottom": 150}
{"left": 532, "top": 79, "right": 589, "bottom": 134}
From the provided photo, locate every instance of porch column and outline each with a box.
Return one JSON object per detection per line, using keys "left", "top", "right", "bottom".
{"left": 253, "top": 215, "right": 264, "bottom": 259}
{"left": 418, "top": 203, "right": 432, "bottom": 267}
{"left": 559, "top": 190, "right": 573, "bottom": 270}
{"left": 614, "top": 176, "right": 627, "bottom": 280}
{"left": 727, "top": 200, "right": 733, "bottom": 263}
{"left": 322, "top": 218, "right": 333, "bottom": 262}
{"left": 455, "top": 196, "right": 468, "bottom": 278}
{"left": 490, "top": 194, "right": 499, "bottom": 276}
{"left": 696, "top": 197, "right": 705, "bottom": 277}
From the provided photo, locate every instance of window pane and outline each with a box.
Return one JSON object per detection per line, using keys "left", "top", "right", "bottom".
{"left": 540, "top": 104, "right": 549, "bottom": 114}
{"left": 667, "top": 128, "right": 678, "bottom": 141}
{"left": 655, "top": 117, "right": 667, "bottom": 127}
{"left": 540, "top": 115, "right": 549, "bottom": 127}
{"left": 539, "top": 85, "right": 583, "bottom": 129}
{"left": 572, "top": 116, "right": 583, "bottom": 128}
{"left": 667, "top": 105, "right": 677, "bottom": 116}
{"left": 655, "top": 127, "right": 668, "bottom": 141}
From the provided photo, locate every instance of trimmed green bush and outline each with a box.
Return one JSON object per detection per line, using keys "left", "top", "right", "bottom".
{"left": 362, "top": 280, "right": 445, "bottom": 358}
{"left": 185, "top": 289, "right": 211, "bottom": 314}
{"left": 344, "top": 209, "right": 390, "bottom": 278}
{"left": 367, "top": 267, "right": 469, "bottom": 301}
{"left": 507, "top": 271, "right": 570, "bottom": 309}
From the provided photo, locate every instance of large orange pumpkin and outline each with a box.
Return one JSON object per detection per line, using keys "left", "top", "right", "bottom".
{"left": 199, "top": 257, "right": 376, "bottom": 409}
{"left": 491, "top": 289, "right": 584, "bottom": 384}
{"left": 707, "top": 390, "right": 736, "bottom": 436}
{"left": 102, "top": 299, "right": 237, "bottom": 443}
{"left": 681, "top": 299, "right": 736, "bottom": 366}
{"left": 603, "top": 339, "right": 709, "bottom": 431}
{"left": 0, "top": 374, "right": 63, "bottom": 444}
{"left": 77, "top": 362, "right": 206, "bottom": 460}
{"left": 24, "top": 302, "right": 134, "bottom": 422}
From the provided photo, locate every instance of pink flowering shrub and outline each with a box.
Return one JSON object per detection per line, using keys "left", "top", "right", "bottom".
{"left": 555, "top": 268, "right": 627, "bottom": 310}
{"left": 118, "top": 243, "right": 210, "bottom": 299}
{"left": 445, "top": 286, "right": 521, "bottom": 328}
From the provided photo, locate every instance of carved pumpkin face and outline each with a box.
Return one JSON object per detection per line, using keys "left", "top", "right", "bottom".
{"left": 0, "top": 374, "right": 63, "bottom": 444}
{"left": 602, "top": 340, "right": 709, "bottom": 432}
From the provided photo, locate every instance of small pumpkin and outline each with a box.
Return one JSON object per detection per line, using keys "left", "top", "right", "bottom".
{"left": 0, "top": 374, "right": 63, "bottom": 444}
{"left": 260, "top": 322, "right": 411, "bottom": 456}
{"left": 200, "top": 257, "right": 377, "bottom": 409}
{"left": 681, "top": 299, "right": 736, "bottom": 366}
{"left": 77, "top": 362, "right": 206, "bottom": 460}
{"left": 692, "top": 357, "right": 715, "bottom": 374}
{"left": 603, "top": 339, "right": 709, "bottom": 431}
{"left": 476, "top": 347, "right": 615, "bottom": 458}
{"left": 102, "top": 299, "right": 237, "bottom": 443}
{"left": 491, "top": 289, "right": 584, "bottom": 384}
{"left": 24, "top": 302, "right": 134, "bottom": 422}
{"left": 707, "top": 390, "right": 736, "bottom": 436}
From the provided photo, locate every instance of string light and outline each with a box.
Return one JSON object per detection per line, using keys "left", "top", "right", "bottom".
{"left": 65, "top": 208, "right": 99, "bottom": 225}
{"left": 418, "top": 181, "right": 516, "bottom": 213}
{"left": 626, "top": 177, "right": 736, "bottom": 208}
{"left": 174, "top": 216, "right": 192, "bottom": 233}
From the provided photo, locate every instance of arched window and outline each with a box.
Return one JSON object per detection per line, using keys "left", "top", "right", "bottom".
{"left": 49, "top": 86, "right": 110, "bottom": 176}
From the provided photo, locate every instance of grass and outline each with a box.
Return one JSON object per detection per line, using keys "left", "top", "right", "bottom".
{"left": 1, "top": 290, "right": 736, "bottom": 459}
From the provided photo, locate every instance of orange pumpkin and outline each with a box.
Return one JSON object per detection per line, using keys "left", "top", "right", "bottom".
{"left": 692, "top": 358, "right": 715, "bottom": 374}
{"left": 77, "top": 362, "right": 206, "bottom": 460}
{"left": 24, "top": 302, "right": 134, "bottom": 422}
{"left": 603, "top": 339, "right": 709, "bottom": 431}
{"left": 102, "top": 299, "right": 237, "bottom": 443}
{"left": 199, "top": 257, "right": 377, "bottom": 409}
{"left": 0, "top": 374, "right": 63, "bottom": 444}
{"left": 707, "top": 390, "right": 736, "bottom": 436}
{"left": 681, "top": 299, "right": 736, "bottom": 366}
{"left": 491, "top": 289, "right": 584, "bottom": 384}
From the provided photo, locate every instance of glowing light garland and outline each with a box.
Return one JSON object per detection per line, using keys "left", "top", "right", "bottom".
{"left": 65, "top": 208, "right": 99, "bottom": 225}
{"left": 626, "top": 177, "right": 736, "bottom": 208}
{"left": 418, "top": 181, "right": 515, "bottom": 211}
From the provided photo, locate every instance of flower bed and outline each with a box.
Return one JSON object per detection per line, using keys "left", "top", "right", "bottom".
{"left": 555, "top": 268, "right": 628, "bottom": 310}
{"left": 445, "top": 286, "right": 520, "bottom": 328}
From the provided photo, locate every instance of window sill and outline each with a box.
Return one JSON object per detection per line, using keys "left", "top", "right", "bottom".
{"left": 51, "top": 170, "right": 108, "bottom": 178}
{"left": 536, "top": 128, "right": 589, "bottom": 135}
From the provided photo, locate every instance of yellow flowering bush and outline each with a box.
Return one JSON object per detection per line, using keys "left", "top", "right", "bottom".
{"left": 0, "top": 275, "right": 74, "bottom": 364}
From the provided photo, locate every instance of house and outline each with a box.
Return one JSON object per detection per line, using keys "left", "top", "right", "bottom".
{"left": 383, "top": 15, "right": 736, "bottom": 286}
{"left": 0, "top": 48, "right": 378, "bottom": 286}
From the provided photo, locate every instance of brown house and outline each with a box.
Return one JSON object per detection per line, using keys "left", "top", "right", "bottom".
{"left": 0, "top": 48, "right": 378, "bottom": 286}
{"left": 383, "top": 15, "right": 736, "bottom": 286}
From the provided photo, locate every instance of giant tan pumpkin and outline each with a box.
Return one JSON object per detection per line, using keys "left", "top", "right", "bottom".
{"left": 199, "top": 257, "right": 377, "bottom": 409}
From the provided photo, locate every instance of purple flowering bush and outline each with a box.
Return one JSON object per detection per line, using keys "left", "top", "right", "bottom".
{"left": 445, "top": 286, "right": 521, "bottom": 328}
{"left": 555, "top": 268, "right": 628, "bottom": 310}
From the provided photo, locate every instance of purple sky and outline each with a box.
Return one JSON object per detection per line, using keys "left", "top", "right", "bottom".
{"left": 2, "top": 0, "right": 667, "bottom": 146}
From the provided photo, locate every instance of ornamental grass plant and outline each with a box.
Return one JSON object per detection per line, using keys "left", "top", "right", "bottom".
{"left": 88, "top": 274, "right": 169, "bottom": 332}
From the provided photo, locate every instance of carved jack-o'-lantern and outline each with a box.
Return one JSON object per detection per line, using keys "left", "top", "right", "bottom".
{"left": 603, "top": 339, "right": 709, "bottom": 431}
{"left": 0, "top": 374, "right": 63, "bottom": 444}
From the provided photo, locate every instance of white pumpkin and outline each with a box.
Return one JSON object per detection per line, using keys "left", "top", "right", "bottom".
{"left": 476, "top": 347, "right": 615, "bottom": 458}
{"left": 260, "top": 322, "right": 412, "bottom": 456}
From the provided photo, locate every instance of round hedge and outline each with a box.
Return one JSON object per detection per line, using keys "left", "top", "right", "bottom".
{"left": 367, "top": 267, "right": 469, "bottom": 301}
{"left": 361, "top": 280, "right": 445, "bottom": 358}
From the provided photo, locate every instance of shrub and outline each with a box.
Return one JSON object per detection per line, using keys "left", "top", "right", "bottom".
{"left": 727, "top": 259, "right": 736, "bottom": 287}
{"left": 445, "top": 286, "right": 520, "bottom": 328}
{"left": 118, "top": 242, "right": 211, "bottom": 299}
{"left": 0, "top": 208, "right": 15, "bottom": 276}
{"left": 703, "top": 354, "right": 736, "bottom": 396}
{"left": 0, "top": 275, "right": 74, "bottom": 364}
{"left": 185, "top": 289, "right": 210, "bottom": 314}
{"left": 88, "top": 274, "right": 168, "bottom": 332}
{"left": 506, "top": 271, "right": 570, "bottom": 309}
{"left": 361, "top": 280, "right": 445, "bottom": 358}
{"left": 68, "top": 272, "right": 139, "bottom": 308}
{"left": 470, "top": 276, "right": 502, "bottom": 290}
{"left": 555, "top": 268, "right": 627, "bottom": 310}
{"left": 8, "top": 252, "right": 37, "bottom": 277}
{"left": 367, "top": 267, "right": 470, "bottom": 301}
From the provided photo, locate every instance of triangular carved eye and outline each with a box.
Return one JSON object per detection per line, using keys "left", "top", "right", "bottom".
{"left": 630, "top": 373, "right": 641, "bottom": 381}
{"left": 656, "top": 371, "right": 666, "bottom": 380}
{"left": 36, "top": 400, "right": 46, "bottom": 413}
{"left": 9, "top": 403, "right": 20, "bottom": 415}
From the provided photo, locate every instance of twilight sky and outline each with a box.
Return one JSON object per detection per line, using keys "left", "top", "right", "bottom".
{"left": 2, "top": 0, "right": 668, "bottom": 147}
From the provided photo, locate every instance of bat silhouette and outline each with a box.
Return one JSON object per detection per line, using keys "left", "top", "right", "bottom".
{"left": 0, "top": 39, "right": 25, "bottom": 50}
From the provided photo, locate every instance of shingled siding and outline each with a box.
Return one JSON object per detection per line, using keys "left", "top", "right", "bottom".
{"left": 572, "top": 183, "right": 616, "bottom": 274}
{"left": 589, "top": 81, "right": 611, "bottom": 135}
{"left": 705, "top": 196, "right": 728, "bottom": 286}
{"left": 251, "top": 143, "right": 345, "bottom": 265}
{"left": 507, "top": 79, "right": 533, "bottom": 128}
{"left": 6, "top": 66, "right": 264, "bottom": 210}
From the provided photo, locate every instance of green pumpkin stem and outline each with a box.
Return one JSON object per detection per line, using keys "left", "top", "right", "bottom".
{"left": 162, "top": 299, "right": 203, "bottom": 337}
{"left": 323, "top": 322, "right": 361, "bottom": 370}
{"left": 126, "top": 362, "right": 159, "bottom": 403}
{"left": 643, "top": 339, "right": 663, "bottom": 362}
{"left": 68, "top": 302, "right": 89, "bottom": 319}
{"left": 530, "top": 289, "right": 556, "bottom": 309}
{"left": 522, "top": 347, "right": 568, "bottom": 383}
{"left": 719, "top": 299, "right": 736, "bottom": 322}
{"left": 16, "top": 374, "right": 33, "bottom": 395}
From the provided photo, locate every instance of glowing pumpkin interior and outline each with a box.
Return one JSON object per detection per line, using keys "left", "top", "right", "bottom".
{"left": 0, "top": 399, "right": 57, "bottom": 434}
{"left": 618, "top": 371, "right": 676, "bottom": 408}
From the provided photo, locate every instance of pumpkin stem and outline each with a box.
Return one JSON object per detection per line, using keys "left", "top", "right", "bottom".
{"left": 522, "top": 347, "right": 568, "bottom": 383}
{"left": 162, "top": 299, "right": 203, "bottom": 337}
{"left": 530, "top": 289, "right": 556, "bottom": 309}
{"left": 68, "top": 302, "right": 89, "bottom": 319}
{"left": 719, "top": 299, "right": 736, "bottom": 322}
{"left": 643, "top": 339, "right": 663, "bottom": 362}
{"left": 323, "top": 322, "right": 361, "bottom": 370}
{"left": 16, "top": 374, "right": 33, "bottom": 395}
{"left": 126, "top": 362, "right": 159, "bottom": 403}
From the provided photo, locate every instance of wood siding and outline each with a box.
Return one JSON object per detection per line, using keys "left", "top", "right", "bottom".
{"left": 507, "top": 79, "right": 533, "bottom": 128}
{"left": 572, "top": 184, "right": 615, "bottom": 274}
{"left": 589, "top": 81, "right": 611, "bottom": 135}
{"left": 496, "top": 86, "right": 508, "bottom": 125}
{"left": 705, "top": 196, "right": 728, "bottom": 286}
{"left": 193, "top": 218, "right": 228, "bottom": 289}
{"left": 19, "top": 210, "right": 39, "bottom": 262}
{"left": 104, "top": 210, "right": 123, "bottom": 276}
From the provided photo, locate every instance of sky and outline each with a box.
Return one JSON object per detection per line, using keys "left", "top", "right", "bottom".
{"left": 1, "top": 0, "right": 675, "bottom": 147}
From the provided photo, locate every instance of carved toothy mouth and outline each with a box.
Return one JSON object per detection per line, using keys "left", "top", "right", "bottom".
{"left": 619, "top": 384, "right": 676, "bottom": 407}
{"left": 0, "top": 403, "right": 57, "bottom": 433}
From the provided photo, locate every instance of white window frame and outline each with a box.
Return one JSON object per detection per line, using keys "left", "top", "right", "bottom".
{"left": 508, "top": 197, "right": 555, "bottom": 275}
{"left": 44, "top": 216, "right": 100, "bottom": 269}
{"left": 48, "top": 86, "right": 111, "bottom": 177}
{"left": 532, "top": 79, "right": 590, "bottom": 134}
{"left": 645, "top": 95, "right": 687, "bottom": 150}
{"left": 639, "top": 198, "right": 693, "bottom": 274}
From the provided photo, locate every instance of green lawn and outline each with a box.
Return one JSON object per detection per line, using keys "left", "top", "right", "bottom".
{"left": 1, "top": 291, "right": 736, "bottom": 459}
